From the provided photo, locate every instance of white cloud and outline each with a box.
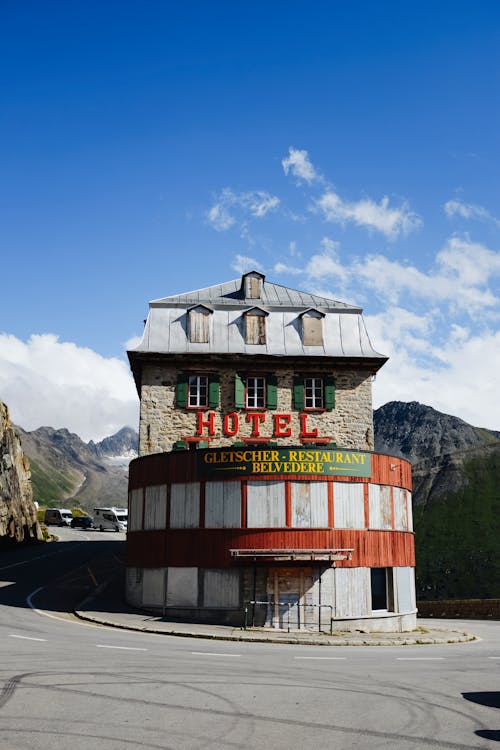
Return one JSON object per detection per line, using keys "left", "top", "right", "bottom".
{"left": 444, "top": 199, "right": 500, "bottom": 227}
{"left": 0, "top": 334, "right": 138, "bottom": 442}
{"left": 371, "top": 319, "right": 500, "bottom": 430}
{"left": 316, "top": 190, "right": 422, "bottom": 238}
{"left": 354, "top": 236, "right": 500, "bottom": 315}
{"left": 207, "top": 188, "right": 280, "bottom": 231}
{"left": 282, "top": 147, "right": 320, "bottom": 184}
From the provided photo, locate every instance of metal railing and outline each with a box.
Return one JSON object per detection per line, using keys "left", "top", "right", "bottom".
{"left": 244, "top": 600, "right": 334, "bottom": 634}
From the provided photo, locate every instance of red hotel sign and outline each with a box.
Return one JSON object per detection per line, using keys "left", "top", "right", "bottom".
{"left": 195, "top": 411, "right": 324, "bottom": 439}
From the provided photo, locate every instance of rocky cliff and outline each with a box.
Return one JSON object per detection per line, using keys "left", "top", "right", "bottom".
{"left": 0, "top": 401, "right": 42, "bottom": 542}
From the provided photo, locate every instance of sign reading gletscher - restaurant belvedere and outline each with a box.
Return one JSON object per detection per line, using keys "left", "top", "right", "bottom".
{"left": 198, "top": 447, "right": 371, "bottom": 478}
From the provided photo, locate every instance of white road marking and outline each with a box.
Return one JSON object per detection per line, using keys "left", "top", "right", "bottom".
{"left": 294, "top": 656, "right": 346, "bottom": 660}
{"left": 488, "top": 656, "right": 500, "bottom": 659}
{"left": 96, "top": 644, "right": 148, "bottom": 651}
{"left": 397, "top": 657, "right": 446, "bottom": 661}
{"left": 191, "top": 651, "right": 241, "bottom": 657}
{"left": 9, "top": 634, "right": 47, "bottom": 641}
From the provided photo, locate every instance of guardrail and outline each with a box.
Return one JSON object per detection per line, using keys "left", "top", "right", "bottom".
{"left": 244, "top": 600, "right": 334, "bottom": 634}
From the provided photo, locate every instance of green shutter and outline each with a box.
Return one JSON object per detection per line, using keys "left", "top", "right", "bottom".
{"left": 208, "top": 374, "right": 220, "bottom": 408}
{"left": 173, "top": 440, "right": 187, "bottom": 451}
{"left": 197, "top": 440, "right": 209, "bottom": 449}
{"left": 176, "top": 374, "right": 188, "bottom": 408}
{"left": 234, "top": 373, "right": 245, "bottom": 409}
{"left": 324, "top": 377, "right": 336, "bottom": 411}
{"left": 266, "top": 375, "right": 277, "bottom": 409}
{"left": 293, "top": 376, "right": 304, "bottom": 410}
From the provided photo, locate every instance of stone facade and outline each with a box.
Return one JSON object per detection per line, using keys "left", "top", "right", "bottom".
{"left": 138, "top": 363, "right": 374, "bottom": 456}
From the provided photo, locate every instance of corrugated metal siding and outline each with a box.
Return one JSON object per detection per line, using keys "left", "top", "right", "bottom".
{"left": 128, "top": 488, "right": 143, "bottom": 531}
{"left": 126, "top": 567, "right": 142, "bottom": 607}
{"left": 127, "top": 528, "right": 415, "bottom": 568}
{"left": 166, "top": 567, "right": 198, "bottom": 606}
{"left": 407, "top": 491, "right": 413, "bottom": 532}
{"left": 335, "top": 567, "right": 370, "bottom": 617}
{"left": 247, "top": 480, "right": 286, "bottom": 527}
{"left": 205, "top": 480, "right": 241, "bottom": 528}
{"left": 291, "top": 481, "right": 328, "bottom": 527}
{"left": 170, "top": 483, "right": 200, "bottom": 528}
{"left": 334, "top": 482, "right": 365, "bottom": 529}
{"left": 395, "top": 566, "right": 416, "bottom": 612}
{"left": 144, "top": 484, "right": 167, "bottom": 530}
{"left": 129, "top": 452, "right": 413, "bottom": 492}
{"left": 203, "top": 569, "right": 240, "bottom": 607}
{"left": 142, "top": 568, "right": 164, "bottom": 607}
{"left": 393, "top": 487, "right": 408, "bottom": 531}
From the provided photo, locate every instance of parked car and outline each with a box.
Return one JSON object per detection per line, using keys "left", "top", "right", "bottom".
{"left": 44, "top": 508, "right": 73, "bottom": 526}
{"left": 70, "top": 515, "right": 93, "bottom": 529}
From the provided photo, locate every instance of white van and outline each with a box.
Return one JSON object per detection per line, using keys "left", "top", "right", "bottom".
{"left": 93, "top": 507, "right": 128, "bottom": 532}
{"left": 44, "top": 508, "right": 73, "bottom": 526}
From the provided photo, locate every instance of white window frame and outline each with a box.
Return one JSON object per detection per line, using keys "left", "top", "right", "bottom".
{"left": 188, "top": 375, "right": 208, "bottom": 408}
{"left": 304, "top": 377, "right": 324, "bottom": 409}
{"left": 246, "top": 376, "right": 266, "bottom": 409}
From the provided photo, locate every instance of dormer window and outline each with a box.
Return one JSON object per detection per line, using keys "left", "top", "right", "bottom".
{"left": 242, "top": 270, "right": 265, "bottom": 299}
{"left": 188, "top": 305, "right": 212, "bottom": 343}
{"left": 300, "top": 309, "right": 325, "bottom": 346}
{"left": 245, "top": 307, "right": 268, "bottom": 345}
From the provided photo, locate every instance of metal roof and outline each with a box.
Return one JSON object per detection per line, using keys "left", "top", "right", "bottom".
{"left": 130, "top": 273, "right": 387, "bottom": 362}
{"left": 151, "top": 275, "right": 361, "bottom": 311}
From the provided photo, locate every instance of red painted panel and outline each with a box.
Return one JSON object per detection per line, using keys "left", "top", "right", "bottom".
{"left": 126, "top": 528, "right": 415, "bottom": 568}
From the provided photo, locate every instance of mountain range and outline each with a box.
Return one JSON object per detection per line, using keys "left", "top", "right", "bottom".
{"left": 15, "top": 402, "right": 500, "bottom": 601}
{"left": 16, "top": 425, "right": 138, "bottom": 513}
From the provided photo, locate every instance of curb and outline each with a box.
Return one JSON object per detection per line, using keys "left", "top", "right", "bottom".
{"left": 74, "top": 609, "right": 476, "bottom": 646}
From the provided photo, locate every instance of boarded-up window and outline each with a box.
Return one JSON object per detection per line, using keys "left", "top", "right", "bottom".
{"left": 395, "top": 566, "right": 416, "bottom": 613}
{"left": 247, "top": 480, "right": 285, "bottom": 527}
{"left": 203, "top": 569, "right": 240, "bottom": 607}
{"left": 188, "top": 307, "right": 211, "bottom": 343}
{"left": 142, "top": 568, "right": 165, "bottom": 608}
{"left": 333, "top": 482, "right": 364, "bottom": 529}
{"left": 291, "top": 482, "right": 328, "bottom": 527}
{"left": 205, "top": 481, "right": 241, "bottom": 528}
{"left": 302, "top": 311, "right": 324, "bottom": 345}
{"left": 335, "top": 567, "right": 370, "bottom": 617}
{"left": 244, "top": 273, "right": 263, "bottom": 299}
{"left": 128, "top": 488, "right": 143, "bottom": 531}
{"left": 166, "top": 567, "right": 198, "bottom": 607}
{"left": 170, "top": 482, "right": 200, "bottom": 528}
{"left": 368, "top": 484, "right": 392, "bottom": 530}
{"left": 245, "top": 311, "right": 266, "bottom": 344}
{"left": 393, "top": 487, "right": 408, "bottom": 531}
{"left": 144, "top": 484, "right": 167, "bottom": 530}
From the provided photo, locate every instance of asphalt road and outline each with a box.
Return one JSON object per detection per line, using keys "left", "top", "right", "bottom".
{"left": 1, "top": 530, "right": 500, "bottom": 750}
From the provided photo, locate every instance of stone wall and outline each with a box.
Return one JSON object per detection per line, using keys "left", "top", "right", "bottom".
{"left": 0, "top": 401, "right": 42, "bottom": 541}
{"left": 138, "top": 364, "right": 374, "bottom": 455}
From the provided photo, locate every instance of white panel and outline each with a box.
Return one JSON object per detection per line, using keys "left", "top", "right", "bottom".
{"left": 144, "top": 484, "right": 167, "bottom": 530}
{"left": 247, "top": 480, "right": 285, "bottom": 527}
{"left": 128, "top": 488, "right": 143, "bottom": 531}
{"left": 291, "top": 482, "right": 328, "bottom": 527}
{"left": 395, "top": 567, "right": 416, "bottom": 612}
{"left": 170, "top": 483, "right": 200, "bottom": 528}
{"left": 393, "top": 487, "right": 408, "bottom": 531}
{"left": 407, "top": 491, "right": 413, "bottom": 532}
{"left": 142, "top": 568, "right": 164, "bottom": 607}
{"left": 333, "top": 482, "right": 365, "bottom": 529}
{"left": 335, "top": 567, "right": 370, "bottom": 617}
{"left": 203, "top": 569, "right": 240, "bottom": 607}
{"left": 126, "top": 567, "right": 142, "bottom": 607}
{"left": 166, "top": 567, "right": 198, "bottom": 607}
{"left": 369, "top": 484, "right": 392, "bottom": 529}
{"left": 339, "top": 314, "right": 362, "bottom": 356}
{"left": 266, "top": 313, "right": 287, "bottom": 355}
{"left": 205, "top": 481, "right": 241, "bottom": 528}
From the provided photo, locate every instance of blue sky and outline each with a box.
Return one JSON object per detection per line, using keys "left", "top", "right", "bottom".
{"left": 1, "top": 1, "right": 500, "bottom": 439}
